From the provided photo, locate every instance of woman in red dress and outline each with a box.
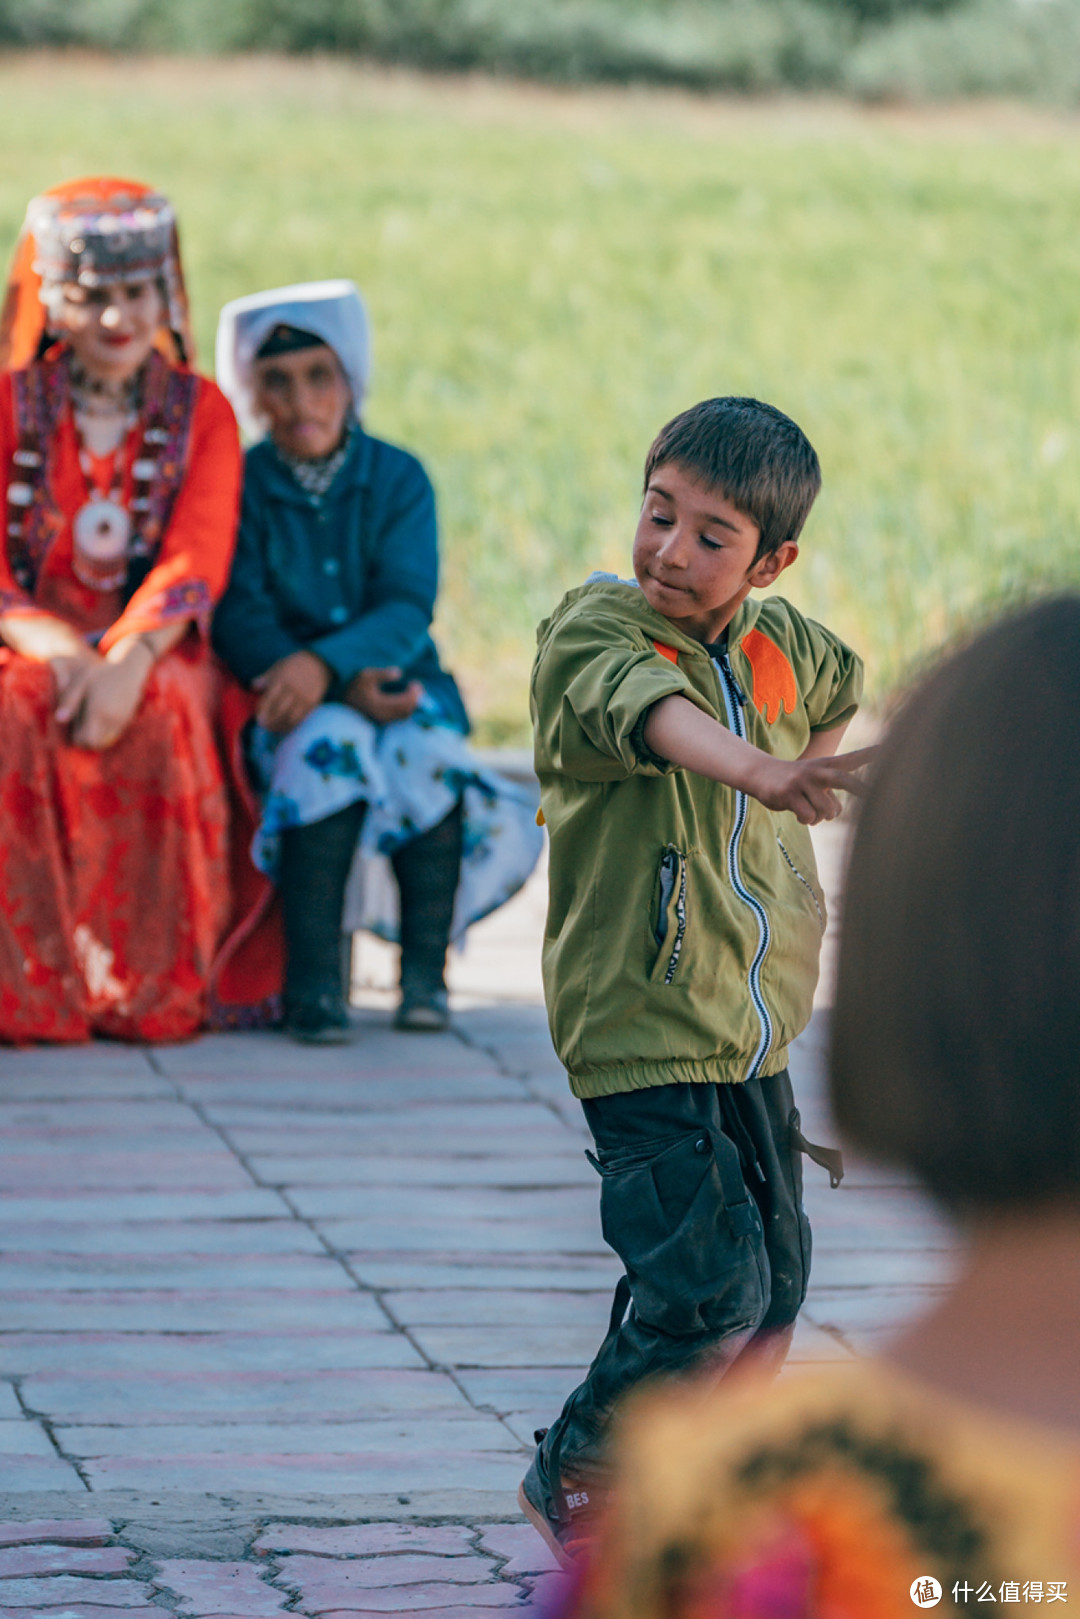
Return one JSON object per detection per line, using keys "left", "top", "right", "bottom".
{"left": 0, "top": 176, "right": 242, "bottom": 1042}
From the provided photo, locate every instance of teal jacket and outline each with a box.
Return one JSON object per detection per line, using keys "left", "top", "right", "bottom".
{"left": 212, "top": 428, "right": 468, "bottom": 730}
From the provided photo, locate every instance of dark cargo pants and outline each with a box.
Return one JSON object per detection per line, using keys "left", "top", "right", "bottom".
{"left": 543, "top": 1069, "right": 813, "bottom": 1482}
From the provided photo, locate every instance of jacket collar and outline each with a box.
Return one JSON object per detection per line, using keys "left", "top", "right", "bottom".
{"left": 544, "top": 576, "right": 764, "bottom": 658}
{"left": 251, "top": 424, "right": 376, "bottom": 507}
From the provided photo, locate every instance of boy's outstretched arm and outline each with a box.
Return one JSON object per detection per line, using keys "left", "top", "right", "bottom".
{"left": 642, "top": 695, "right": 874, "bottom": 826}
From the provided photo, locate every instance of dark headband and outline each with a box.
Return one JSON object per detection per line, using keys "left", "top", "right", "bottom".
{"left": 255, "top": 323, "right": 328, "bottom": 360}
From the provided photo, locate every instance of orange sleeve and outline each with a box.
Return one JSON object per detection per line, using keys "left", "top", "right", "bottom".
{"left": 99, "top": 378, "right": 242, "bottom": 650}
{"left": 0, "top": 371, "right": 44, "bottom": 616}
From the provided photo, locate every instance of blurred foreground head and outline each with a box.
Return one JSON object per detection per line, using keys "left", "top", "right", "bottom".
{"left": 830, "top": 596, "right": 1080, "bottom": 1212}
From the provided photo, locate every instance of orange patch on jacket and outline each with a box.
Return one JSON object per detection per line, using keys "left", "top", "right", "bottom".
{"left": 742, "top": 628, "right": 798, "bottom": 723}
{"left": 652, "top": 640, "right": 679, "bottom": 664}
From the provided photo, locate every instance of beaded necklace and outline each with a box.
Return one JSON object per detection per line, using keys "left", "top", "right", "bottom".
{"left": 5, "top": 349, "right": 198, "bottom": 601}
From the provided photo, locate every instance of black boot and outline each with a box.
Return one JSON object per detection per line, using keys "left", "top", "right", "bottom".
{"left": 279, "top": 799, "right": 366, "bottom": 1043}
{"left": 390, "top": 799, "right": 463, "bottom": 1031}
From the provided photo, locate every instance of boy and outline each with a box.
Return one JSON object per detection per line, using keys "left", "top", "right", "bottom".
{"left": 522, "top": 396, "right": 869, "bottom": 1562}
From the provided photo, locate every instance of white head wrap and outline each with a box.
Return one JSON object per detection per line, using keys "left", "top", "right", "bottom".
{"left": 215, "top": 279, "right": 371, "bottom": 442}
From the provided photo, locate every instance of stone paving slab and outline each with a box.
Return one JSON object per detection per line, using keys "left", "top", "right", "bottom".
{"left": 0, "top": 1546, "right": 135, "bottom": 1577}
{"left": 294, "top": 1188, "right": 598, "bottom": 1223}
{"left": 59, "top": 1419, "right": 522, "bottom": 1459}
{"left": 153, "top": 1558, "right": 290, "bottom": 1615}
{"left": 327, "top": 1221, "right": 607, "bottom": 1256}
{"left": 252, "top": 1525, "right": 476, "bottom": 1556}
{"left": 247, "top": 1156, "right": 595, "bottom": 1189}
{"left": 0, "top": 1223, "right": 327, "bottom": 1256}
{"left": 0, "top": 1156, "right": 252, "bottom": 1193}
{"left": 0, "top": 1520, "right": 113, "bottom": 1546}
{"left": 82, "top": 1453, "right": 527, "bottom": 1494}
{"left": 21, "top": 1372, "right": 470, "bottom": 1425}
{"left": 0, "top": 1609, "right": 154, "bottom": 1618}
{"left": 383, "top": 1289, "right": 613, "bottom": 1327}
{"left": 0, "top": 1576, "right": 152, "bottom": 1607}
{"left": 0, "top": 1456, "right": 86, "bottom": 1490}
{"left": 0, "top": 1332, "right": 426, "bottom": 1375}
{"left": 0, "top": 1257, "right": 353, "bottom": 1291}
{"left": 350, "top": 1259, "right": 621, "bottom": 1291}
{"left": 0, "top": 844, "right": 955, "bottom": 1610}
{"left": 0, "top": 1292, "right": 390, "bottom": 1332}
{"left": 0, "top": 1192, "right": 287, "bottom": 1223}
{"left": 0, "top": 1422, "right": 56, "bottom": 1457}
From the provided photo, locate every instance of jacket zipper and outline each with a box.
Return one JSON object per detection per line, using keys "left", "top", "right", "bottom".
{"left": 776, "top": 834, "right": 825, "bottom": 931}
{"left": 654, "top": 845, "right": 688, "bottom": 985}
{"left": 713, "top": 649, "right": 774, "bottom": 1080}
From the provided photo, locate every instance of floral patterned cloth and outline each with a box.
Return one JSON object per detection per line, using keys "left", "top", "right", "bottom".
{"left": 247, "top": 693, "right": 543, "bottom": 944}
{"left": 551, "top": 1360, "right": 1080, "bottom": 1619}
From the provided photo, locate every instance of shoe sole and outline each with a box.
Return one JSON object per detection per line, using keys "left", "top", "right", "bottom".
{"left": 517, "top": 1480, "right": 574, "bottom": 1572}
{"left": 394, "top": 1012, "right": 449, "bottom": 1032}
{"left": 286, "top": 1026, "right": 352, "bottom": 1045}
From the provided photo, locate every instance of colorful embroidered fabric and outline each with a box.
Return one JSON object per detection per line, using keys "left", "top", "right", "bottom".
{"left": 0, "top": 179, "right": 241, "bottom": 1040}
{"left": 0, "top": 647, "right": 230, "bottom": 1042}
{"left": 552, "top": 1361, "right": 1080, "bottom": 1619}
{"left": 6, "top": 349, "right": 199, "bottom": 612}
{"left": 208, "top": 692, "right": 544, "bottom": 1028}
{"left": 0, "top": 175, "right": 193, "bottom": 371}
{"left": 0, "top": 367, "right": 239, "bottom": 647}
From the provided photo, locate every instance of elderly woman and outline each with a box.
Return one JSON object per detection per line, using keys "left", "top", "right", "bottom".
{"left": 212, "top": 281, "right": 541, "bottom": 1041}
{"left": 0, "top": 176, "right": 241, "bottom": 1043}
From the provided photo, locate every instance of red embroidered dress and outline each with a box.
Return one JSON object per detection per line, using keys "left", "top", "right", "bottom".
{"left": 0, "top": 178, "right": 241, "bottom": 1043}
{"left": 0, "top": 361, "right": 241, "bottom": 1043}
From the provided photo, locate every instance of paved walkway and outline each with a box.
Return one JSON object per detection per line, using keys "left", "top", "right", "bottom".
{"left": 0, "top": 830, "right": 961, "bottom": 1615}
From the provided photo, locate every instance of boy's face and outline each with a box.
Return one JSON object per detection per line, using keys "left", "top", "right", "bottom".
{"left": 633, "top": 461, "right": 797, "bottom": 642}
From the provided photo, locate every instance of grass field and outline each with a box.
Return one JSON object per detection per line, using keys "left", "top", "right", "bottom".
{"left": 2, "top": 56, "right": 1079, "bottom": 741}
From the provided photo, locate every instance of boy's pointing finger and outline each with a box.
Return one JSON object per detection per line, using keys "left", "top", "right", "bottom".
{"left": 831, "top": 744, "right": 878, "bottom": 772}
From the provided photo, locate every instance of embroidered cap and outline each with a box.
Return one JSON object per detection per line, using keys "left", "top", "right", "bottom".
{"left": 28, "top": 186, "right": 176, "bottom": 289}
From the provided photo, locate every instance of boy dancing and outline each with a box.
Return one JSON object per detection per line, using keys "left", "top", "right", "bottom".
{"left": 522, "top": 397, "right": 870, "bottom": 1562}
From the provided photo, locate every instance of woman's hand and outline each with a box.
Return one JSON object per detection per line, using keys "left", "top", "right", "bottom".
{"left": 49, "top": 647, "right": 101, "bottom": 715}
{"left": 60, "top": 642, "right": 155, "bottom": 750}
{"left": 344, "top": 667, "right": 423, "bottom": 725}
{"left": 254, "top": 650, "right": 332, "bottom": 734}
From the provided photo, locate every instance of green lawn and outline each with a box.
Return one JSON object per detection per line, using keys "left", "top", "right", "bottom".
{"left": 2, "top": 57, "right": 1079, "bottom": 741}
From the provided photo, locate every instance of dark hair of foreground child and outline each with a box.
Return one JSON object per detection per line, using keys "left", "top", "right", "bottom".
{"left": 832, "top": 594, "right": 1080, "bottom": 1207}
{"left": 554, "top": 596, "right": 1080, "bottom": 1619}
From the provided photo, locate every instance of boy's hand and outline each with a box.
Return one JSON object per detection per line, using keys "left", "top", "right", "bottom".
{"left": 742, "top": 747, "right": 876, "bottom": 825}
{"left": 643, "top": 695, "right": 875, "bottom": 824}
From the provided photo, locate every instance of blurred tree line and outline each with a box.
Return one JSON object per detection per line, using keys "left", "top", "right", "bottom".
{"left": 1, "top": 0, "right": 1077, "bottom": 100}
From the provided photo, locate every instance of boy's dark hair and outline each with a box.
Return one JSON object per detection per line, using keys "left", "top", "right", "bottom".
{"left": 830, "top": 596, "right": 1080, "bottom": 1211}
{"left": 643, "top": 397, "right": 821, "bottom": 559}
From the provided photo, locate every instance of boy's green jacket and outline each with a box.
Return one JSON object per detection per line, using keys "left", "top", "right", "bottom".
{"left": 531, "top": 579, "right": 863, "bottom": 1099}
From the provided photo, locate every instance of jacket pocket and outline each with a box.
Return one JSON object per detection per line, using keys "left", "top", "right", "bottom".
{"left": 775, "top": 834, "right": 826, "bottom": 934}
{"left": 649, "top": 845, "right": 688, "bottom": 984}
{"left": 591, "top": 1130, "right": 768, "bottom": 1337}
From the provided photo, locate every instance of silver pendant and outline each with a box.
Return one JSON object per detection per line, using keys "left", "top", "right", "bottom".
{"left": 72, "top": 497, "right": 131, "bottom": 591}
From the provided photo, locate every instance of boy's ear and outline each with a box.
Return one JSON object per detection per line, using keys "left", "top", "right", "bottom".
{"left": 747, "top": 541, "right": 799, "bottom": 589}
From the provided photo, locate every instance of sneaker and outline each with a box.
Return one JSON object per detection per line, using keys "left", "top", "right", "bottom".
{"left": 518, "top": 1428, "right": 599, "bottom": 1569}
{"left": 393, "top": 987, "right": 450, "bottom": 1032}
{"left": 283, "top": 991, "right": 351, "bottom": 1045}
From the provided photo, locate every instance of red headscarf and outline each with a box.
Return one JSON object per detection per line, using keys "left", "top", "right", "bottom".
{"left": 0, "top": 175, "right": 194, "bottom": 372}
